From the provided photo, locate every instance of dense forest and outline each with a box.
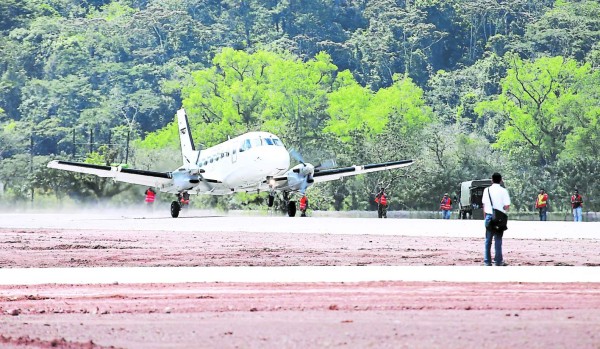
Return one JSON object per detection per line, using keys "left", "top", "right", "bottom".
{"left": 1, "top": 0, "right": 599, "bottom": 213}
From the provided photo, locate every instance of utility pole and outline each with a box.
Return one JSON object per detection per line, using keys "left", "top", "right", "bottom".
{"left": 89, "top": 128, "right": 94, "bottom": 154}
{"left": 72, "top": 128, "right": 76, "bottom": 159}
{"left": 30, "top": 132, "right": 34, "bottom": 206}
{"left": 125, "top": 128, "right": 130, "bottom": 164}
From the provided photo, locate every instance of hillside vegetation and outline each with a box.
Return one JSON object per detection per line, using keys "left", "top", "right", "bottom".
{"left": 1, "top": 0, "right": 599, "bottom": 212}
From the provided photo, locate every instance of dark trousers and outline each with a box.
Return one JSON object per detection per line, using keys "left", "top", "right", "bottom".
{"left": 378, "top": 204, "right": 387, "bottom": 218}
{"left": 484, "top": 214, "right": 504, "bottom": 265}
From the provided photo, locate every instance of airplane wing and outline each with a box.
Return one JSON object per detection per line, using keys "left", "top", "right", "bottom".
{"left": 268, "top": 159, "right": 414, "bottom": 193}
{"left": 312, "top": 159, "right": 414, "bottom": 183}
{"left": 47, "top": 160, "right": 174, "bottom": 188}
{"left": 48, "top": 160, "right": 225, "bottom": 194}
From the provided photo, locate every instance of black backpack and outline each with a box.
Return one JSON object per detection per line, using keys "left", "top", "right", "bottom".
{"left": 488, "top": 189, "right": 508, "bottom": 234}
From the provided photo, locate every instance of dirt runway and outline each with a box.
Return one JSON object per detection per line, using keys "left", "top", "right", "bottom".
{"left": 1, "top": 214, "right": 599, "bottom": 348}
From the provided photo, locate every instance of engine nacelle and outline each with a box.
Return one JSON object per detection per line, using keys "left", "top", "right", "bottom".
{"left": 286, "top": 163, "right": 314, "bottom": 193}
{"left": 171, "top": 170, "right": 201, "bottom": 192}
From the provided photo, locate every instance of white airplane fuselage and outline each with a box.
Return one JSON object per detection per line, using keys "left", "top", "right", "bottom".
{"left": 176, "top": 131, "right": 290, "bottom": 195}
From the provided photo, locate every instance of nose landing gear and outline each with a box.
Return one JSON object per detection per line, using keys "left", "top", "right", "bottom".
{"left": 266, "top": 191, "right": 297, "bottom": 217}
{"left": 282, "top": 191, "right": 296, "bottom": 217}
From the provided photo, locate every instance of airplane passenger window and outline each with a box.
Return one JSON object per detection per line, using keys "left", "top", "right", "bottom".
{"left": 264, "top": 138, "right": 273, "bottom": 145}
{"left": 210, "top": 158, "right": 213, "bottom": 163}
{"left": 204, "top": 161, "right": 207, "bottom": 166}
{"left": 233, "top": 149, "right": 236, "bottom": 154}
{"left": 221, "top": 153, "right": 224, "bottom": 158}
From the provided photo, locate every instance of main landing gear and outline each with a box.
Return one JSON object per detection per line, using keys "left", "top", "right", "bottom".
{"left": 287, "top": 200, "right": 297, "bottom": 217}
{"left": 170, "top": 200, "right": 181, "bottom": 218}
{"left": 171, "top": 192, "right": 191, "bottom": 218}
{"left": 273, "top": 192, "right": 296, "bottom": 217}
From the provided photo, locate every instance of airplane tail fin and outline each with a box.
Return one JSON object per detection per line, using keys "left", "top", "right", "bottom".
{"left": 177, "top": 109, "right": 200, "bottom": 168}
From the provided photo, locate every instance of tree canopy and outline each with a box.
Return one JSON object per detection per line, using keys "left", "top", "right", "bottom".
{"left": 1, "top": 0, "right": 598, "bottom": 213}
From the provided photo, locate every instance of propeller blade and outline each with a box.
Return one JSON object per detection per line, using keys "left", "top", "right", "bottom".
{"left": 315, "top": 159, "right": 336, "bottom": 170}
{"left": 289, "top": 149, "right": 304, "bottom": 164}
{"left": 300, "top": 177, "right": 308, "bottom": 194}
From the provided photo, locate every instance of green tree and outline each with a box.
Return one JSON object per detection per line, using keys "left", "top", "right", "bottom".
{"left": 476, "top": 55, "right": 595, "bottom": 166}
{"left": 325, "top": 74, "right": 433, "bottom": 210}
{"left": 519, "top": 0, "right": 600, "bottom": 62}
{"left": 326, "top": 74, "right": 431, "bottom": 140}
{"left": 178, "top": 48, "right": 336, "bottom": 152}
{"left": 349, "top": 0, "right": 446, "bottom": 88}
{"left": 426, "top": 53, "right": 507, "bottom": 127}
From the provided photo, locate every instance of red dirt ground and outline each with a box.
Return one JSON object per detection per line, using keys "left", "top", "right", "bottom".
{"left": 2, "top": 228, "right": 600, "bottom": 268}
{"left": 1, "top": 228, "right": 600, "bottom": 348}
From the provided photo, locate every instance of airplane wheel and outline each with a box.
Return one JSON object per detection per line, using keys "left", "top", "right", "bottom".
{"left": 288, "top": 201, "right": 296, "bottom": 217}
{"left": 267, "top": 195, "right": 274, "bottom": 207}
{"left": 170, "top": 201, "right": 180, "bottom": 218}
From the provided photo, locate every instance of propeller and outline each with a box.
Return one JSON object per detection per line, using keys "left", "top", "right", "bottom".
{"left": 289, "top": 149, "right": 305, "bottom": 164}
{"left": 290, "top": 149, "right": 335, "bottom": 169}
{"left": 177, "top": 150, "right": 205, "bottom": 188}
{"left": 287, "top": 149, "right": 336, "bottom": 193}
{"left": 315, "top": 158, "right": 336, "bottom": 171}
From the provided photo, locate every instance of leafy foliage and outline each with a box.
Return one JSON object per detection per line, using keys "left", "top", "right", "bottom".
{"left": 0, "top": 0, "right": 598, "bottom": 214}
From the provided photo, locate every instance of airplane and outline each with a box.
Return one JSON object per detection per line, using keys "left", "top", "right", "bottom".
{"left": 48, "top": 108, "right": 414, "bottom": 218}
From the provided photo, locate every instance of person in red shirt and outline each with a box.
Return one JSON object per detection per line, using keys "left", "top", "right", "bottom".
{"left": 440, "top": 193, "right": 452, "bottom": 219}
{"left": 299, "top": 195, "right": 308, "bottom": 217}
{"left": 145, "top": 187, "right": 156, "bottom": 204}
{"left": 535, "top": 189, "right": 548, "bottom": 221}
{"left": 144, "top": 187, "right": 156, "bottom": 211}
{"left": 571, "top": 189, "right": 583, "bottom": 222}
{"left": 178, "top": 191, "right": 190, "bottom": 209}
{"left": 375, "top": 188, "right": 388, "bottom": 218}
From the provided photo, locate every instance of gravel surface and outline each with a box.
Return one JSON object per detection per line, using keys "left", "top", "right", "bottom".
{"left": 0, "top": 214, "right": 599, "bottom": 348}
{"left": 1, "top": 228, "right": 599, "bottom": 268}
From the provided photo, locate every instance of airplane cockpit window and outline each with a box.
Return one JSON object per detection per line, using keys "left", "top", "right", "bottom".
{"left": 240, "top": 139, "right": 251, "bottom": 152}
{"left": 272, "top": 138, "right": 283, "bottom": 146}
{"left": 251, "top": 138, "right": 261, "bottom": 148}
{"left": 264, "top": 138, "right": 274, "bottom": 145}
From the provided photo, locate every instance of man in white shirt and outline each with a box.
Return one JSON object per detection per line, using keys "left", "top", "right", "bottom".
{"left": 481, "top": 172, "right": 511, "bottom": 266}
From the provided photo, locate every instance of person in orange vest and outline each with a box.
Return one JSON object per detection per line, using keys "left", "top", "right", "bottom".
{"left": 571, "top": 189, "right": 583, "bottom": 222}
{"left": 299, "top": 195, "right": 308, "bottom": 217}
{"left": 535, "top": 188, "right": 548, "bottom": 221}
{"left": 144, "top": 187, "right": 156, "bottom": 209}
{"left": 178, "top": 191, "right": 190, "bottom": 209}
{"left": 375, "top": 187, "right": 388, "bottom": 218}
{"left": 440, "top": 193, "right": 452, "bottom": 219}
